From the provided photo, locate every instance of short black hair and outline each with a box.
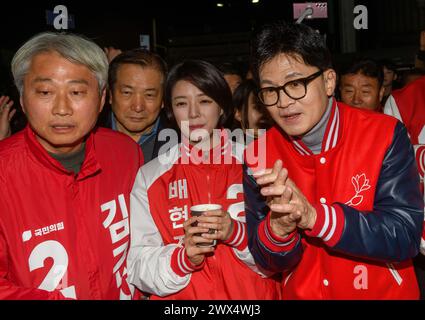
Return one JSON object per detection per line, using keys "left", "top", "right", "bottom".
{"left": 341, "top": 59, "right": 384, "bottom": 87}
{"left": 108, "top": 49, "right": 167, "bottom": 92}
{"left": 250, "top": 20, "right": 332, "bottom": 84}
{"left": 164, "top": 59, "right": 234, "bottom": 129}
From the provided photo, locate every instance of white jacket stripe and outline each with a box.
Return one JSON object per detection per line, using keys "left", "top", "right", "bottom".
{"left": 317, "top": 204, "right": 330, "bottom": 238}
{"left": 127, "top": 145, "right": 191, "bottom": 297}
{"left": 323, "top": 206, "right": 337, "bottom": 242}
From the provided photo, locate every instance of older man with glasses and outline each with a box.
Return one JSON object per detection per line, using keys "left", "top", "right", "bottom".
{"left": 243, "top": 21, "right": 423, "bottom": 300}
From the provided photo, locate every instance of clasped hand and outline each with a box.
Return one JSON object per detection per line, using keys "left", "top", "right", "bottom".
{"left": 253, "top": 160, "right": 316, "bottom": 238}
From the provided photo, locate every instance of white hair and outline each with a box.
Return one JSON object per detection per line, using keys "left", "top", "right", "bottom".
{"left": 11, "top": 32, "right": 108, "bottom": 96}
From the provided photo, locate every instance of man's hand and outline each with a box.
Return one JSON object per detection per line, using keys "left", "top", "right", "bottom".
{"left": 0, "top": 96, "right": 16, "bottom": 140}
{"left": 254, "top": 160, "right": 299, "bottom": 237}
{"left": 420, "top": 30, "right": 425, "bottom": 51}
{"left": 255, "top": 160, "right": 317, "bottom": 238}
{"left": 269, "top": 179, "right": 317, "bottom": 231}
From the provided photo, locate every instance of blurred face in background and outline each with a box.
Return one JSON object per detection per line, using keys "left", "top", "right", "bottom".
{"left": 109, "top": 64, "right": 163, "bottom": 142}
{"left": 340, "top": 72, "right": 384, "bottom": 111}
{"left": 224, "top": 73, "right": 242, "bottom": 94}
{"left": 244, "top": 92, "right": 271, "bottom": 137}
{"left": 246, "top": 92, "right": 263, "bottom": 131}
{"left": 383, "top": 66, "right": 397, "bottom": 87}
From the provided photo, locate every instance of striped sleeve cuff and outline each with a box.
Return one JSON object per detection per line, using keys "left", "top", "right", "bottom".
{"left": 257, "top": 214, "right": 299, "bottom": 252}
{"left": 170, "top": 247, "right": 204, "bottom": 277}
{"left": 305, "top": 204, "right": 345, "bottom": 247}
{"left": 223, "top": 220, "right": 247, "bottom": 250}
{"left": 414, "top": 145, "right": 425, "bottom": 179}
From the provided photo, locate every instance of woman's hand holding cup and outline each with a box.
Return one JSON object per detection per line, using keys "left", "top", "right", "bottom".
{"left": 183, "top": 216, "right": 215, "bottom": 266}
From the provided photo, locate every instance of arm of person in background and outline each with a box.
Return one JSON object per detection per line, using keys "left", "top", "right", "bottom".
{"left": 415, "top": 30, "right": 425, "bottom": 69}
{"left": 384, "top": 92, "right": 425, "bottom": 256}
{"left": 383, "top": 94, "right": 403, "bottom": 122}
{"left": 383, "top": 93, "right": 425, "bottom": 183}
{"left": 268, "top": 123, "right": 423, "bottom": 263}
{"left": 104, "top": 46, "right": 122, "bottom": 64}
{"left": 0, "top": 96, "right": 16, "bottom": 141}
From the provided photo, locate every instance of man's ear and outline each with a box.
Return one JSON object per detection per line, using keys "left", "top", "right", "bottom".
{"left": 108, "top": 88, "right": 113, "bottom": 105}
{"left": 234, "top": 109, "right": 242, "bottom": 122}
{"left": 99, "top": 88, "right": 107, "bottom": 113}
{"left": 324, "top": 69, "right": 337, "bottom": 97}
{"left": 379, "top": 86, "right": 385, "bottom": 103}
{"left": 20, "top": 96, "right": 26, "bottom": 115}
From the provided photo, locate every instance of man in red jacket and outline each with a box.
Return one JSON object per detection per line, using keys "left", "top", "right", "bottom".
{"left": 0, "top": 32, "right": 143, "bottom": 299}
{"left": 245, "top": 21, "right": 423, "bottom": 299}
{"left": 384, "top": 75, "right": 425, "bottom": 298}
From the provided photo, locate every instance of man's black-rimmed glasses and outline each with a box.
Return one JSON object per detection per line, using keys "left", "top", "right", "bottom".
{"left": 257, "top": 70, "right": 324, "bottom": 106}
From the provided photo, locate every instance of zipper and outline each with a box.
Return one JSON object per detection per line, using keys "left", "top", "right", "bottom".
{"left": 207, "top": 174, "right": 211, "bottom": 203}
{"left": 387, "top": 263, "right": 403, "bottom": 286}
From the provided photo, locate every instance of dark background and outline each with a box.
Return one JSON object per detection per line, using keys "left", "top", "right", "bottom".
{"left": 2, "top": 0, "right": 424, "bottom": 78}
{"left": 2, "top": 1, "right": 424, "bottom": 63}
{"left": 0, "top": 0, "right": 424, "bottom": 130}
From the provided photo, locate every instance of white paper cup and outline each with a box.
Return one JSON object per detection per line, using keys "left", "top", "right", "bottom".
{"left": 190, "top": 204, "right": 222, "bottom": 247}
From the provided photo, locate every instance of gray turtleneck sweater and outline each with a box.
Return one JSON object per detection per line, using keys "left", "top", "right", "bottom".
{"left": 300, "top": 98, "right": 333, "bottom": 154}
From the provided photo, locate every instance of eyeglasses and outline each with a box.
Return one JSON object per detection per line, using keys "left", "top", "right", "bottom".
{"left": 257, "top": 70, "right": 324, "bottom": 106}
